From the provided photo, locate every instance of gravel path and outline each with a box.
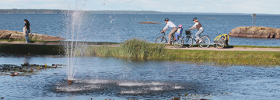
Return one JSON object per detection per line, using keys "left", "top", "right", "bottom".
{"left": 165, "top": 46, "right": 280, "bottom": 51}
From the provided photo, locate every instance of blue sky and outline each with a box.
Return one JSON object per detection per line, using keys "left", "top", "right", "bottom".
{"left": 0, "top": 0, "right": 279, "bottom": 14}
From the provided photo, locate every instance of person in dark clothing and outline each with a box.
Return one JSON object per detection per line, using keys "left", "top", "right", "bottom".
{"left": 24, "top": 19, "right": 30, "bottom": 43}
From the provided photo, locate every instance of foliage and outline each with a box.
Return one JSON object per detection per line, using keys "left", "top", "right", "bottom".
{"left": 90, "top": 38, "right": 165, "bottom": 60}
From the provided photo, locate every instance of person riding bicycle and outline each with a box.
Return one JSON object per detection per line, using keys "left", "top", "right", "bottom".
{"left": 175, "top": 24, "right": 183, "bottom": 40}
{"left": 189, "top": 17, "right": 203, "bottom": 43}
{"left": 161, "top": 18, "right": 178, "bottom": 45}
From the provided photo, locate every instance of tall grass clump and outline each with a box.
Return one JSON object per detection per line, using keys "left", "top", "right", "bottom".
{"left": 91, "top": 38, "right": 165, "bottom": 60}
{"left": 119, "top": 38, "right": 164, "bottom": 59}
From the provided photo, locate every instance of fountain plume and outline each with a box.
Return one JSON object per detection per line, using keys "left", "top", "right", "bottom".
{"left": 62, "top": 0, "right": 87, "bottom": 81}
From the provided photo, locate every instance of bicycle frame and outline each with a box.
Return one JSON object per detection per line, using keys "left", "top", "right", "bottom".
{"left": 155, "top": 31, "right": 184, "bottom": 48}
{"left": 183, "top": 30, "right": 198, "bottom": 43}
{"left": 183, "top": 30, "right": 211, "bottom": 48}
{"left": 184, "top": 30, "right": 209, "bottom": 44}
{"left": 160, "top": 32, "right": 177, "bottom": 42}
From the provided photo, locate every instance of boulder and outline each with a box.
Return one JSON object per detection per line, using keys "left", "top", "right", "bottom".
{"left": 228, "top": 27, "right": 280, "bottom": 39}
{"left": 0, "top": 30, "right": 12, "bottom": 38}
{"left": 0, "top": 30, "right": 65, "bottom": 41}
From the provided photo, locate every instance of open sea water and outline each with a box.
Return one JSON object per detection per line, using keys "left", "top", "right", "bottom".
{"left": 0, "top": 13, "right": 280, "bottom": 46}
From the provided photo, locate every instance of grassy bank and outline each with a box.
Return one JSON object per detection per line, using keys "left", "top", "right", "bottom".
{"left": 166, "top": 49, "right": 280, "bottom": 66}
{"left": 86, "top": 38, "right": 280, "bottom": 66}
{"left": 0, "top": 38, "right": 279, "bottom": 66}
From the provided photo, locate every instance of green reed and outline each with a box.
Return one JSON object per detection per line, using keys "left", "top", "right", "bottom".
{"left": 89, "top": 38, "right": 165, "bottom": 60}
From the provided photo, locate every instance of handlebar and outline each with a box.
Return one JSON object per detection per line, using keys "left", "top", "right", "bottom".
{"left": 160, "top": 32, "right": 165, "bottom": 36}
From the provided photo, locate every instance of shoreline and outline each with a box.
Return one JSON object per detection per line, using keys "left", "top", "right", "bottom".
{"left": 0, "top": 39, "right": 279, "bottom": 66}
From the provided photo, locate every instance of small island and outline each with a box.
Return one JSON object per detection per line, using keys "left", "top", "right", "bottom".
{"left": 228, "top": 26, "right": 280, "bottom": 39}
{"left": 138, "top": 21, "right": 160, "bottom": 24}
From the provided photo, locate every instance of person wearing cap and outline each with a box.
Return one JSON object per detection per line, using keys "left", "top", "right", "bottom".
{"left": 175, "top": 24, "right": 183, "bottom": 40}
{"left": 189, "top": 17, "right": 203, "bottom": 43}
{"left": 23, "top": 19, "right": 30, "bottom": 43}
{"left": 161, "top": 18, "right": 178, "bottom": 45}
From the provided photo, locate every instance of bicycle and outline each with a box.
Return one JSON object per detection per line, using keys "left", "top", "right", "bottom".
{"left": 155, "top": 32, "right": 184, "bottom": 48}
{"left": 183, "top": 30, "right": 211, "bottom": 48}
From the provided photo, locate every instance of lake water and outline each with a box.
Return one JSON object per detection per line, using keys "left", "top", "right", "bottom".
{"left": 1, "top": 13, "right": 280, "bottom": 46}
{"left": 0, "top": 57, "right": 280, "bottom": 100}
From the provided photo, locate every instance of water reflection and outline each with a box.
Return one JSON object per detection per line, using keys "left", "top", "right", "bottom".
{"left": 23, "top": 56, "right": 31, "bottom": 65}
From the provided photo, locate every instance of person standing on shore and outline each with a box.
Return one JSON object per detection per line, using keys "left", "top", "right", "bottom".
{"left": 24, "top": 19, "right": 30, "bottom": 43}
{"left": 161, "top": 18, "right": 178, "bottom": 45}
{"left": 189, "top": 17, "right": 203, "bottom": 43}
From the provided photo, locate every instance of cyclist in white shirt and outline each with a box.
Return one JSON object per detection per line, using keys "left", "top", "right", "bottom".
{"left": 189, "top": 17, "right": 203, "bottom": 43}
{"left": 161, "top": 18, "right": 178, "bottom": 45}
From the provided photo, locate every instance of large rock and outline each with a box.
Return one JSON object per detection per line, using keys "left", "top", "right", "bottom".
{"left": 228, "top": 27, "right": 280, "bottom": 39}
{"left": 0, "top": 30, "right": 65, "bottom": 41}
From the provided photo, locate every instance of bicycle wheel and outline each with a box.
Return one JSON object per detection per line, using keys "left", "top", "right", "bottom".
{"left": 173, "top": 37, "right": 184, "bottom": 48}
{"left": 185, "top": 37, "right": 193, "bottom": 48}
{"left": 216, "top": 40, "right": 225, "bottom": 49}
{"left": 155, "top": 36, "right": 167, "bottom": 47}
{"left": 199, "top": 36, "right": 211, "bottom": 48}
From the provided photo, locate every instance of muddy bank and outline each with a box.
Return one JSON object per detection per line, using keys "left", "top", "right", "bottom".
{"left": 228, "top": 27, "right": 280, "bottom": 39}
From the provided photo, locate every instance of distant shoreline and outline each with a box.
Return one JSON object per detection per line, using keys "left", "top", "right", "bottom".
{"left": 0, "top": 9, "right": 279, "bottom": 15}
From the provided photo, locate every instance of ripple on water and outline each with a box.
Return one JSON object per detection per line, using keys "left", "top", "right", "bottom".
{"left": 55, "top": 79, "right": 185, "bottom": 95}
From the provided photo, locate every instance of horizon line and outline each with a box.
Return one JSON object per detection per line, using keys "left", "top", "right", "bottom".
{"left": 0, "top": 8, "right": 279, "bottom": 15}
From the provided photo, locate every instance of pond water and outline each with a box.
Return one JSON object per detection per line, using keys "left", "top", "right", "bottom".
{"left": 0, "top": 57, "right": 279, "bottom": 100}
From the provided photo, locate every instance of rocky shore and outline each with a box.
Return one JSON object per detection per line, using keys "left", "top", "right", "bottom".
{"left": 0, "top": 63, "right": 63, "bottom": 76}
{"left": 228, "top": 26, "right": 280, "bottom": 39}
{"left": 0, "top": 30, "right": 65, "bottom": 41}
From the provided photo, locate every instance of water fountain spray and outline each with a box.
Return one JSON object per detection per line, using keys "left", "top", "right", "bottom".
{"left": 63, "top": 0, "right": 87, "bottom": 84}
